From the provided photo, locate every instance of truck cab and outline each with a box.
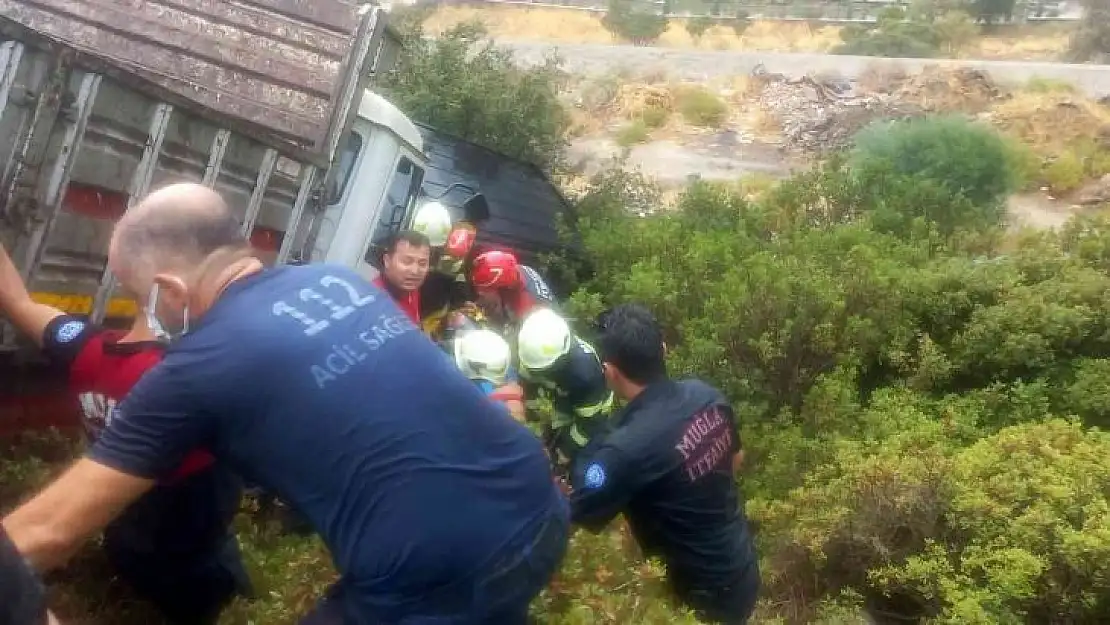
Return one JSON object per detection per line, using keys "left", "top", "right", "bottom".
{"left": 310, "top": 90, "right": 427, "bottom": 284}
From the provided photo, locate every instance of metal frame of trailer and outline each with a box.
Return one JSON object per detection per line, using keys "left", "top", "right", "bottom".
{"left": 0, "top": 39, "right": 321, "bottom": 340}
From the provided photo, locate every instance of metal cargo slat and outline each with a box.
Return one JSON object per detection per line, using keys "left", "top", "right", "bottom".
{"left": 0, "top": 0, "right": 373, "bottom": 164}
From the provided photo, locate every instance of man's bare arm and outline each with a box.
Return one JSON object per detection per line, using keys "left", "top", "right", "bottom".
{"left": 2, "top": 459, "right": 154, "bottom": 571}
{"left": 732, "top": 449, "right": 745, "bottom": 474}
{"left": 0, "top": 243, "right": 64, "bottom": 346}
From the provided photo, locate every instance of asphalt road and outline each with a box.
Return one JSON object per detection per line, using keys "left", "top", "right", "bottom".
{"left": 502, "top": 41, "right": 1110, "bottom": 97}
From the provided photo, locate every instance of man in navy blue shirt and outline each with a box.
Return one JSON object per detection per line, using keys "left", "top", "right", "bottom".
{"left": 1, "top": 183, "right": 568, "bottom": 625}
{"left": 568, "top": 304, "right": 760, "bottom": 624}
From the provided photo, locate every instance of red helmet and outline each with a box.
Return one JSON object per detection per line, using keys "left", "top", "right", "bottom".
{"left": 471, "top": 250, "right": 521, "bottom": 291}
{"left": 444, "top": 224, "right": 477, "bottom": 261}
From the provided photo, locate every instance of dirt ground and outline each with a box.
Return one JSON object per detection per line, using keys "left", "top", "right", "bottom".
{"left": 1007, "top": 193, "right": 1084, "bottom": 230}
{"left": 562, "top": 64, "right": 1101, "bottom": 229}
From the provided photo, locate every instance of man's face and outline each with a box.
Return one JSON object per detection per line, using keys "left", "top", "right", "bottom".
{"left": 476, "top": 290, "right": 507, "bottom": 323}
{"left": 382, "top": 240, "right": 430, "bottom": 292}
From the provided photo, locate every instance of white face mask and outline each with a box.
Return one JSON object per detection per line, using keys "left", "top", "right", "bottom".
{"left": 146, "top": 282, "right": 189, "bottom": 343}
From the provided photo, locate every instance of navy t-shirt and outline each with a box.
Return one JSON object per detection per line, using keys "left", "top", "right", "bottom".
{"left": 89, "top": 264, "right": 558, "bottom": 613}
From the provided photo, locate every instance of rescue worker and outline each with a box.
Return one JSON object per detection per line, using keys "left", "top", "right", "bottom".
{"left": 516, "top": 307, "right": 614, "bottom": 475}
{"left": 470, "top": 250, "right": 557, "bottom": 329}
{"left": 421, "top": 222, "right": 481, "bottom": 340}
{"left": 2, "top": 183, "right": 569, "bottom": 625}
{"left": 569, "top": 304, "right": 760, "bottom": 624}
{"left": 453, "top": 327, "right": 526, "bottom": 422}
{"left": 0, "top": 243, "right": 251, "bottom": 625}
{"left": 410, "top": 199, "right": 453, "bottom": 250}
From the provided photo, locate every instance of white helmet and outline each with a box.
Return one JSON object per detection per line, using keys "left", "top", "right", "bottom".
{"left": 517, "top": 308, "right": 572, "bottom": 372}
{"left": 411, "top": 200, "right": 453, "bottom": 247}
{"left": 454, "top": 329, "right": 513, "bottom": 385}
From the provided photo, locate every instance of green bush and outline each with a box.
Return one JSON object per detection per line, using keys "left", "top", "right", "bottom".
{"left": 675, "top": 87, "right": 728, "bottom": 127}
{"left": 835, "top": 19, "right": 942, "bottom": 58}
{"left": 849, "top": 115, "right": 1019, "bottom": 235}
{"left": 730, "top": 11, "right": 751, "bottom": 36}
{"left": 601, "top": 0, "right": 669, "bottom": 45}
{"left": 1044, "top": 151, "right": 1086, "bottom": 194}
{"left": 382, "top": 20, "right": 569, "bottom": 169}
{"left": 874, "top": 420, "right": 1110, "bottom": 623}
{"left": 562, "top": 153, "right": 1110, "bottom": 621}
{"left": 640, "top": 104, "right": 669, "bottom": 129}
{"left": 684, "top": 16, "right": 715, "bottom": 41}
{"left": 833, "top": 7, "right": 981, "bottom": 58}
{"left": 615, "top": 120, "right": 651, "bottom": 146}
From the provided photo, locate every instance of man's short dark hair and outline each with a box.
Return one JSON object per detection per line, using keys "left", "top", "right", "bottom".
{"left": 595, "top": 303, "right": 667, "bottom": 385}
{"left": 383, "top": 230, "right": 431, "bottom": 255}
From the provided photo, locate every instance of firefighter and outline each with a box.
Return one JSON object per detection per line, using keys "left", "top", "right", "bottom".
{"left": 470, "top": 250, "right": 557, "bottom": 330}
{"left": 516, "top": 307, "right": 614, "bottom": 475}
{"left": 453, "top": 327, "right": 526, "bottom": 422}
{"left": 421, "top": 222, "right": 482, "bottom": 340}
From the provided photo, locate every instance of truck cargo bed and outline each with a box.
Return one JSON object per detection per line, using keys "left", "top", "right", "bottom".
{"left": 0, "top": 0, "right": 381, "bottom": 163}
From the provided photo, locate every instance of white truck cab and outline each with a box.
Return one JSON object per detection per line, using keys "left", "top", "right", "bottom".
{"left": 311, "top": 90, "right": 427, "bottom": 284}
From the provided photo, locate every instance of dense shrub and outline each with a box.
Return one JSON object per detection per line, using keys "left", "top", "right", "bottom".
{"left": 601, "top": 0, "right": 669, "bottom": 45}
{"left": 730, "top": 11, "right": 751, "bottom": 36}
{"left": 834, "top": 6, "right": 983, "bottom": 58}
{"left": 382, "top": 21, "right": 569, "bottom": 170}
{"left": 849, "top": 116, "right": 1019, "bottom": 235}
{"left": 675, "top": 87, "right": 728, "bottom": 127}
{"left": 615, "top": 120, "right": 651, "bottom": 146}
{"left": 559, "top": 147, "right": 1110, "bottom": 620}
{"left": 684, "top": 16, "right": 715, "bottom": 41}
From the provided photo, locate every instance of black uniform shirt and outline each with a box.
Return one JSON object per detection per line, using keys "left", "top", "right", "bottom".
{"left": 568, "top": 378, "right": 755, "bottom": 588}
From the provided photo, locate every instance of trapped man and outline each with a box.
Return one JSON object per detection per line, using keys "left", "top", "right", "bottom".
{"left": 2, "top": 183, "right": 568, "bottom": 625}
{"left": 568, "top": 303, "right": 760, "bottom": 624}
{"left": 373, "top": 230, "right": 432, "bottom": 325}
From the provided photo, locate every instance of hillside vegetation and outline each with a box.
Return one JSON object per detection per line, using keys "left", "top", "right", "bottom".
{"left": 4, "top": 17, "right": 1110, "bottom": 625}
{"left": 421, "top": 4, "right": 1074, "bottom": 60}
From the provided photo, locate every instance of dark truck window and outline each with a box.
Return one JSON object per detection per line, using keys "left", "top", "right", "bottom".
{"left": 364, "top": 155, "right": 424, "bottom": 266}
{"left": 327, "top": 131, "right": 364, "bottom": 205}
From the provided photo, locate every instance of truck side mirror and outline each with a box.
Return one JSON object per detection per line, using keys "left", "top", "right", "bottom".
{"left": 462, "top": 193, "right": 490, "bottom": 225}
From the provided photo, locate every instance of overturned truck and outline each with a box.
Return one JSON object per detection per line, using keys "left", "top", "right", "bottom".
{"left": 0, "top": 0, "right": 430, "bottom": 434}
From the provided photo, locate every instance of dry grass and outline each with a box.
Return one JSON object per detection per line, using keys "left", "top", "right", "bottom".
{"left": 566, "top": 73, "right": 776, "bottom": 143}
{"left": 969, "top": 24, "right": 1072, "bottom": 61}
{"left": 894, "top": 66, "right": 1004, "bottom": 113}
{"left": 989, "top": 92, "right": 1110, "bottom": 153}
{"left": 422, "top": 5, "right": 1074, "bottom": 60}
{"left": 422, "top": 5, "right": 842, "bottom": 52}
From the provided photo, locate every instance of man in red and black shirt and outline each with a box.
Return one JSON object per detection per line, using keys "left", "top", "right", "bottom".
{"left": 0, "top": 244, "right": 250, "bottom": 625}
{"left": 372, "top": 230, "right": 431, "bottom": 325}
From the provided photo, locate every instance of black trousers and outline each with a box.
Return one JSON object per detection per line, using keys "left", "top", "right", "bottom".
{"left": 671, "top": 560, "right": 761, "bottom": 625}
{"left": 103, "top": 467, "right": 252, "bottom": 625}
